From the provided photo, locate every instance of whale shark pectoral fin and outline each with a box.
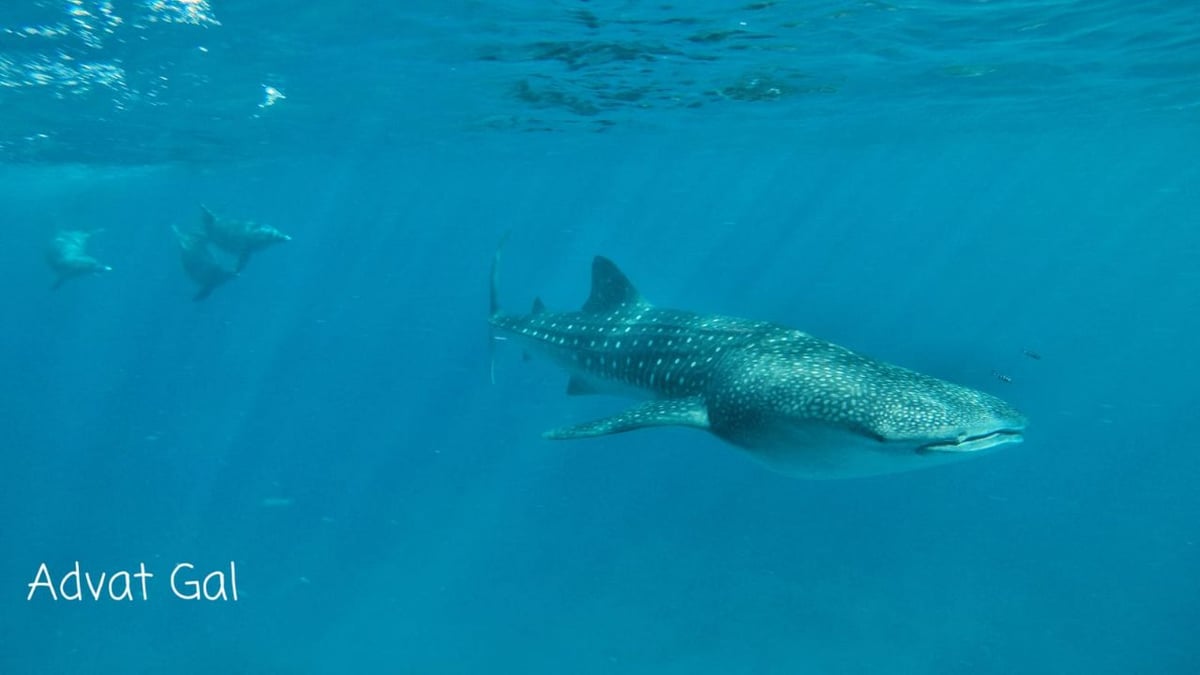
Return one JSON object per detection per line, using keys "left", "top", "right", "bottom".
{"left": 543, "top": 397, "right": 710, "bottom": 440}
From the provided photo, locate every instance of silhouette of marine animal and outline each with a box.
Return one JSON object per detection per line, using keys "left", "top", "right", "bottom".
{"left": 173, "top": 225, "right": 236, "bottom": 302}
{"left": 46, "top": 229, "right": 112, "bottom": 290}
{"left": 490, "top": 249, "right": 1027, "bottom": 478}
{"left": 200, "top": 206, "right": 291, "bottom": 273}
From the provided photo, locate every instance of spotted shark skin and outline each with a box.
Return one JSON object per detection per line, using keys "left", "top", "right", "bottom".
{"left": 490, "top": 252, "right": 1027, "bottom": 478}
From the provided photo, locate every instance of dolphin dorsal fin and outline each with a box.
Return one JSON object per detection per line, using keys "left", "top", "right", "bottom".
{"left": 582, "top": 256, "right": 646, "bottom": 313}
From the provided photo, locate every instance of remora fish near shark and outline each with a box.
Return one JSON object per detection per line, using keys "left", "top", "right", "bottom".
{"left": 490, "top": 248, "right": 1027, "bottom": 479}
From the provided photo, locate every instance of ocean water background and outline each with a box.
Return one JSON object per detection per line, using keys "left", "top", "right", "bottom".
{"left": 2, "top": 1, "right": 1198, "bottom": 673}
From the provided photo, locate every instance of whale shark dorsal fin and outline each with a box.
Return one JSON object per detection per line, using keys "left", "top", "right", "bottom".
{"left": 543, "top": 397, "right": 709, "bottom": 439}
{"left": 531, "top": 297, "right": 546, "bottom": 314}
{"left": 582, "top": 256, "right": 647, "bottom": 313}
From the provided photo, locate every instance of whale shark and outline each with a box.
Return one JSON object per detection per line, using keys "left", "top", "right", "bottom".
{"left": 490, "top": 250, "right": 1027, "bottom": 479}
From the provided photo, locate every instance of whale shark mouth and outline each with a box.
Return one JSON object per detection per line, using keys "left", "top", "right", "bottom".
{"left": 917, "top": 429, "right": 1024, "bottom": 455}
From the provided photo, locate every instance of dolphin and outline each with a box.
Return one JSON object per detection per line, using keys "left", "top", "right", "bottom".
{"left": 490, "top": 250, "right": 1027, "bottom": 479}
{"left": 173, "top": 225, "right": 236, "bottom": 301}
{"left": 46, "top": 229, "right": 112, "bottom": 290}
{"left": 200, "top": 205, "right": 291, "bottom": 273}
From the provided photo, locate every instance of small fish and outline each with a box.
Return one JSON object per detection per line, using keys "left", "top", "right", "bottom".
{"left": 992, "top": 370, "right": 1013, "bottom": 384}
{"left": 1022, "top": 348, "right": 1042, "bottom": 360}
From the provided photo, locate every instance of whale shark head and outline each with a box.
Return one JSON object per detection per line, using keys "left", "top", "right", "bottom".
{"left": 870, "top": 379, "right": 1027, "bottom": 457}
{"left": 706, "top": 338, "right": 1027, "bottom": 478}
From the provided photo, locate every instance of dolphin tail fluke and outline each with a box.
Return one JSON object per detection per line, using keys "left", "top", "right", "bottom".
{"left": 543, "top": 397, "right": 711, "bottom": 440}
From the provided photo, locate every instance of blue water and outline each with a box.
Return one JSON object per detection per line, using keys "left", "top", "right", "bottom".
{"left": 3, "top": 1, "right": 1198, "bottom": 673}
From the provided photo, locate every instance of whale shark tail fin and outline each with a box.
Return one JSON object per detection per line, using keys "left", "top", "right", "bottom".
{"left": 490, "top": 230, "right": 511, "bottom": 318}
{"left": 489, "top": 230, "right": 512, "bottom": 384}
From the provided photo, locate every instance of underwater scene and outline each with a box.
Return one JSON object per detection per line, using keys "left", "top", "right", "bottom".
{"left": 2, "top": 1, "right": 1198, "bottom": 673}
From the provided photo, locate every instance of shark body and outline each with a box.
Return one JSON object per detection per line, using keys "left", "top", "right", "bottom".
{"left": 490, "top": 253, "right": 1027, "bottom": 478}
